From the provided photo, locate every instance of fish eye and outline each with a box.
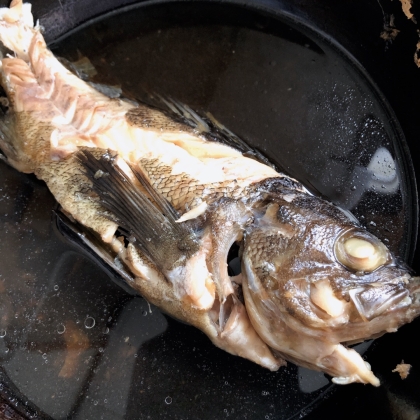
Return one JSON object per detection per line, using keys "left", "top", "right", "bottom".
{"left": 334, "top": 229, "right": 391, "bottom": 272}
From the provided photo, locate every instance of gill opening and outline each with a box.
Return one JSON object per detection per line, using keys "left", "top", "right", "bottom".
{"left": 208, "top": 240, "right": 244, "bottom": 332}
{"left": 227, "top": 242, "right": 241, "bottom": 276}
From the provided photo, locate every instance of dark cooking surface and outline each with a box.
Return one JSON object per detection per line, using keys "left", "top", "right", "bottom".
{"left": 0, "top": 1, "right": 419, "bottom": 419}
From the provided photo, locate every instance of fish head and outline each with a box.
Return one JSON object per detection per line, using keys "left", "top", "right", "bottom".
{"left": 241, "top": 190, "right": 420, "bottom": 385}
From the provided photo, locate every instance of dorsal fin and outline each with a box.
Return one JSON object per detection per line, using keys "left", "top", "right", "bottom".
{"left": 152, "top": 95, "right": 277, "bottom": 169}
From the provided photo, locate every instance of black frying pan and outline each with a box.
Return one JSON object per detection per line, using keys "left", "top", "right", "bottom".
{"left": 0, "top": 1, "right": 419, "bottom": 419}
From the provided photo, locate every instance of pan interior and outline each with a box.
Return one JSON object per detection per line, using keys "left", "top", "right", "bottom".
{"left": 0, "top": 2, "right": 417, "bottom": 419}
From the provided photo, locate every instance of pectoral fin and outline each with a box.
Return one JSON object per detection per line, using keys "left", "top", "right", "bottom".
{"left": 77, "top": 150, "right": 200, "bottom": 273}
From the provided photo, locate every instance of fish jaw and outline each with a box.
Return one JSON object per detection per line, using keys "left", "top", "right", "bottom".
{"left": 241, "top": 252, "right": 378, "bottom": 385}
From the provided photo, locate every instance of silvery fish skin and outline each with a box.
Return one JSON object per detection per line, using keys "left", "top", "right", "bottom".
{"left": 1, "top": 0, "right": 419, "bottom": 386}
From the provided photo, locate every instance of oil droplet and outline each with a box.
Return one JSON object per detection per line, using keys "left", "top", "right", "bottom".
{"left": 84, "top": 316, "right": 96, "bottom": 329}
{"left": 104, "top": 399, "right": 108, "bottom": 404}
{"left": 103, "top": 327, "right": 109, "bottom": 334}
{"left": 53, "top": 285, "right": 59, "bottom": 291}
{"left": 93, "top": 400, "right": 98, "bottom": 406}
{"left": 134, "top": 354, "right": 138, "bottom": 358}
{"left": 165, "top": 396, "right": 172, "bottom": 405}
{"left": 0, "top": 329, "right": 6, "bottom": 338}
{"left": 57, "top": 324, "right": 66, "bottom": 334}
{"left": 4, "top": 348, "right": 9, "bottom": 354}
{"left": 42, "top": 353, "right": 47, "bottom": 359}
{"left": 142, "top": 310, "right": 147, "bottom": 316}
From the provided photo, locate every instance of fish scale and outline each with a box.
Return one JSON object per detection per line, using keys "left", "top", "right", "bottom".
{"left": 139, "top": 157, "right": 244, "bottom": 211}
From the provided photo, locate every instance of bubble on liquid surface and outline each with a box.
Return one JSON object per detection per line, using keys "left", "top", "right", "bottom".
{"left": 84, "top": 316, "right": 95, "bottom": 329}
{"left": 57, "top": 324, "right": 66, "bottom": 334}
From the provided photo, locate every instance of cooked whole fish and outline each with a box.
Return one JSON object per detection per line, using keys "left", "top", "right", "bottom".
{"left": 1, "top": 0, "right": 420, "bottom": 386}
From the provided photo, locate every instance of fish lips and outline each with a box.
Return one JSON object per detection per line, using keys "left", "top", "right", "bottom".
{"left": 348, "top": 273, "right": 420, "bottom": 322}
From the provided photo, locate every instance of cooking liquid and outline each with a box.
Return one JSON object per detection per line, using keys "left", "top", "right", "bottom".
{"left": 0, "top": 2, "right": 417, "bottom": 419}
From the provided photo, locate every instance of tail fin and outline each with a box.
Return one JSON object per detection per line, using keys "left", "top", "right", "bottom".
{"left": 0, "top": 0, "right": 36, "bottom": 61}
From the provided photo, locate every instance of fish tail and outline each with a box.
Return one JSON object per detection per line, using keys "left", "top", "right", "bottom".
{"left": 0, "top": 0, "right": 136, "bottom": 165}
{"left": 0, "top": 0, "right": 36, "bottom": 61}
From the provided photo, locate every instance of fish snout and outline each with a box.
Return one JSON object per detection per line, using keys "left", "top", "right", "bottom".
{"left": 348, "top": 275, "right": 420, "bottom": 322}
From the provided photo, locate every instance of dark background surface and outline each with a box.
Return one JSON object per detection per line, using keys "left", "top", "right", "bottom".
{"left": 0, "top": 0, "right": 419, "bottom": 419}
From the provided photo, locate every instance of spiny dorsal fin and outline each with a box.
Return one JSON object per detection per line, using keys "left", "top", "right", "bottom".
{"left": 76, "top": 150, "right": 200, "bottom": 272}
{"left": 152, "top": 95, "right": 277, "bottom": 169}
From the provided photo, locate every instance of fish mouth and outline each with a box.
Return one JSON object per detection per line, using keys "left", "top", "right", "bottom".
{"left": 241, "top": 251, "right": 420, "bottom": 385}
{"left": 348, "top": 275, "right": 418, "bottom": 322}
